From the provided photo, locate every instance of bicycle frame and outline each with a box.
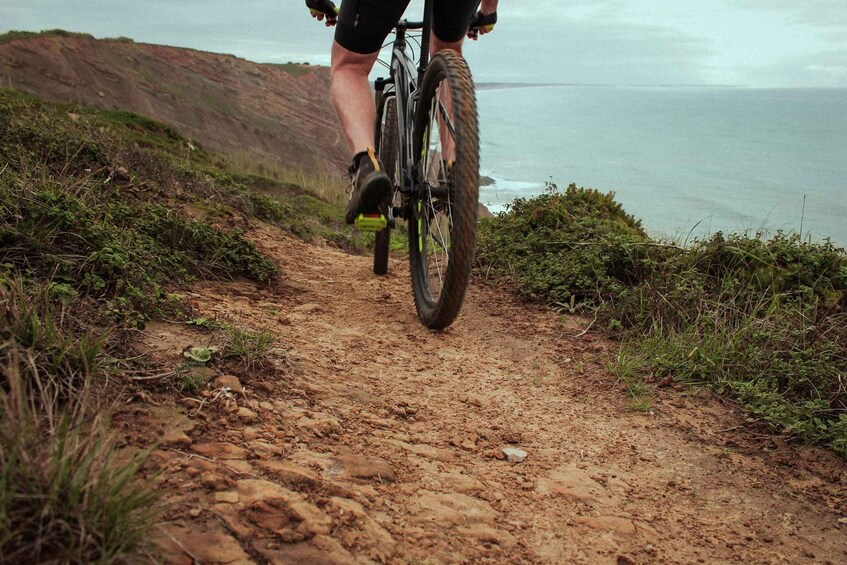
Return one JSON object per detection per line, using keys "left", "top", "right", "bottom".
{"left": 373, "top": 0, "right": 433, "bottom": 218}
{"left": 370, "top": 0, "right": 480, "bottom": 328}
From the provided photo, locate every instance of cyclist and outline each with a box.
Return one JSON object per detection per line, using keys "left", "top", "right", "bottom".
{"left": 305, "top": 0, "right": 498, "bottom": 226}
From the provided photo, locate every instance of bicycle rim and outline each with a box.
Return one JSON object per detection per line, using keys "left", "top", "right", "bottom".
{"left": 408, "top": 50, "right": 479, "bottom": 329}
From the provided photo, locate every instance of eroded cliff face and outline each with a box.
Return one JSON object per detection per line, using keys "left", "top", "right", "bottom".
{"left": 0, "top": 34, "right": 347, "bottom": 174}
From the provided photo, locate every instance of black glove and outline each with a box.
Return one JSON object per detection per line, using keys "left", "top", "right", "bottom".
{"left": 306, "top": 0, "right": 339, "bottom": 25}
{"left": 468, "top": 10, "right": 497, "bottom": 40}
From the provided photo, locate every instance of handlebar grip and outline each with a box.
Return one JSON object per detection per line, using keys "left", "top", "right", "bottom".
{"left": 469, "top": 10, "right": 497, "bottom": 32}
{"left": 306, "top": 0, "right": 339, "bottom": 19}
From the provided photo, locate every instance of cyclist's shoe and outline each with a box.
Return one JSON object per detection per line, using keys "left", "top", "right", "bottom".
{"left": 345, "top": 148, "right": 391, "bottom": 227}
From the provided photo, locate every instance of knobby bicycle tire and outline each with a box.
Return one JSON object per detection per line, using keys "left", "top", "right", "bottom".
{"left": 373, "top": 94, "right": 399, "bottom": 275}
{"left": 408, "top": 50, "right": 479, "bottom": 329}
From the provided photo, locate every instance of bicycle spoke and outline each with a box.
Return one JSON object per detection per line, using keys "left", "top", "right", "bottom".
{"left": 437, "top": 99, "right": 456, "bottom": 140}
{"left": 417, "top": 78, "right": 459, "bottom": 300}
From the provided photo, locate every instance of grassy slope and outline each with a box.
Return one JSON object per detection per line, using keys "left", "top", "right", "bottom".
{"left": 477, "top": 182, "right": 847, "bottom": 457}
{"left": 0, "top": 87, "right": 365, "bottom": 560}
{"left": 0, "top": 29, "right": 95, "bottom": 45}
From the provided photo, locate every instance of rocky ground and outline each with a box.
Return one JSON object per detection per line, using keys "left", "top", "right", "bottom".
{"left": 123, "top": 223, "right": 847, "bottom": 564}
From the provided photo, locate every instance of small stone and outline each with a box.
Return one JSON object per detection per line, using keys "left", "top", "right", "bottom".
{"left": 249, "top": 440, "right": 284, "bottom": 455}
{"left": 502, "top": 447, "right": 527, "bottom": 463}
{"left": 501, "top": 430, "right": 522, "bottom": 444}
{"left": 188, "top": 508, "right": 202, "bottom": 518}
{"left": 237, "top": 479, "right": 331, "bottom": 536}
{"left": 461, "top": 394, "right": 484, "bottom": 407}
{"left": 161, "top": 429, "right": 192, "bottom": 446}
{"left": 414, "top": 491, "right": 499, "bottom": 526}
{"left": 214, "top": 491, "right": 240, "bottom": 504}
{"left": 113, "top": 166, "right": 130, "bottom": 181}
{"left": 332, "top": 454, "right": 397, "bottom": 483}
{"left": 297, "top": 414, "right": 342, "bottom": 437}
{"left": 200, "top": 472, "right": 229, "bottom": 490}
{"left": 158, "top": 524, "right": 251, "bottom": 564}
{"left": 192, "top": 442, "right": 248, "bottom": 460}
{"left": 226, "top": 460, "right": 255, "bottom": 475}
{"left": 238, "top": 407, "right": 258, "bottom": 422}
{"left": 242, "top": 428, "right": 260, "bottom": 441}
{"left": 491, "top": 448, "right": 506, "bottom": 460}
{"left": 292, "top": 303, "right": 321, "bottom": 313}
{"left": 578, "top": 516, "right": 637, "bottom": 535}
{"left": 257, "top": 461, "right": 322, "bottom": 487}
{"left": 213, "top": 375, "right": 243, "bottom": 394}
{"left": 437, "top": 473, "right": 485, "bottom": 494}
{"left": 456, "top": 524, "right": 517, "bottom": 548}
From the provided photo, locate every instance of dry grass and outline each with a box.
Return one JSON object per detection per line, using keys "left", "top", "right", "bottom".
{"left": 0, "top": 279, "right": 159, "bottom": 561}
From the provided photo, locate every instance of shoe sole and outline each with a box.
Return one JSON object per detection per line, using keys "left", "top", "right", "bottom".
{"left": 346, "top": 172, "right": 392, "bottom": 225}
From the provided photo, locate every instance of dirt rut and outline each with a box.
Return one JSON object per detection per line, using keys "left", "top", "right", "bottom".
{"left": 131, "top": 224, "right": 847, "bottom": 564}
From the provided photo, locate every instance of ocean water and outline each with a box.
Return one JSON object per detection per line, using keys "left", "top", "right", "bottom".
{"left": 476, "top": 86, "right": 847, "bottom": 245}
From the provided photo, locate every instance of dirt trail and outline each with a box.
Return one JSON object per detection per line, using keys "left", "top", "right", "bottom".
{"left": 131, "top": 223, "right": 847, "bottom": 564}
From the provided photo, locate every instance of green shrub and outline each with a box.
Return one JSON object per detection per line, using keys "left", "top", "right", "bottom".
{"left": 477, "top": 182, "right": 649, "bottom": 308}
{"left": 0, "top": 171, "right": 276, "bottom": 325}
{"left": 477, "top": 183, "right": 847, "bottom": 456}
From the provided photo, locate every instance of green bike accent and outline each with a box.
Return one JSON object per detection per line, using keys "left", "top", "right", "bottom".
{"left": 354, "top": 214, "right": 388, "bottom": 232}
{"left": 421, "top": 130, "right": 428, "bottom": 160}
{"left": 417, "top": 201, "right": 423, "bottom": 252}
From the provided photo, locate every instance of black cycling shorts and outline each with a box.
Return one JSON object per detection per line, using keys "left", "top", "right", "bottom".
{"left": 335, "top": 0, "right": 479, "bottom": 54}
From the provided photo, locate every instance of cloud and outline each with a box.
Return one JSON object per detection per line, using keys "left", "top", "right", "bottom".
{"left": 741, "top": 49, "right": 847, "bottom": 87}
{"left": 3, "top": 0, "right": 846, "bottom": 86}
{"left": 467, "top": 2, "right": 715, "bottom": 85}
{"left": 734, "top": 1, "right": 847, "bottom": 27}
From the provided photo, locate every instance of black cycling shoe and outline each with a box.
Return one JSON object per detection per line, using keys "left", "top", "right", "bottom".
{"left": 345, "top": 147, "right": 391, "bottom": 227}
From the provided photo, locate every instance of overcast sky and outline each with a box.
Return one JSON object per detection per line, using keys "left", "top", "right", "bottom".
{"left": 3, "top": 0, "right": 846, "bottom": 87}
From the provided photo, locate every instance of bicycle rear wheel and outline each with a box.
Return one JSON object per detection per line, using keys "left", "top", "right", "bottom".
{"left": 408, "top": 50, "right": 479, "bottom": 329}
{"left": 373, "top": 94, "right": 399, "bottom": 275}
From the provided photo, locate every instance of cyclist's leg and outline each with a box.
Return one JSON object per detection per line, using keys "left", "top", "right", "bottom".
{"left": 331, "top": 0, "right": 411, "bottom": 154}
{"left": 430, "top": 0, "right": 478, "bottom": 161}
{"left": 431, "top": 0, "right": 478, "bottom": 55}
{"left": 331, "top": 44, "right": 379, "bottom": 154}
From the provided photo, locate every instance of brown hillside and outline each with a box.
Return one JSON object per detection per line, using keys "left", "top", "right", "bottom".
{"left": 0, "top": 33, "right": 347, "bottom": 174}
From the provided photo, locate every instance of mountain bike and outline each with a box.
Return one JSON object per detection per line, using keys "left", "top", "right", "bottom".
{"left": 372, "top": 1, "right": 481, "bottom": 330}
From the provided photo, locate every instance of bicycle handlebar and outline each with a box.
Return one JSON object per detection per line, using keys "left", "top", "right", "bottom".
{"left": 398, "top": 20, "right": 425, "bottom": 30}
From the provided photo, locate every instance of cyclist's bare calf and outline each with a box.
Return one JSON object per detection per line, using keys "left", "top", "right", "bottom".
{"left": 330, "top": 34, "right": 464, "bottom": 156}
{"left": 429, "top": 36, "right": 464, "bottom": 164}
{"left": 330, "top": 42, "right": 380, "bottom": 154}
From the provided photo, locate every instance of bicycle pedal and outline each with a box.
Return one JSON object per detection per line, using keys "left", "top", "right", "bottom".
{"left": 354, "top": 213, "right": 388, "bottom": 232}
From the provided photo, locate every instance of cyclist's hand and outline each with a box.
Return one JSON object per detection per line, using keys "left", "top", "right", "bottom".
{"left": 468, "top": 10, "right": 497, "bottom": 40}
{"left": 306, "top": 0, "right": 339, "bottom": 26}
